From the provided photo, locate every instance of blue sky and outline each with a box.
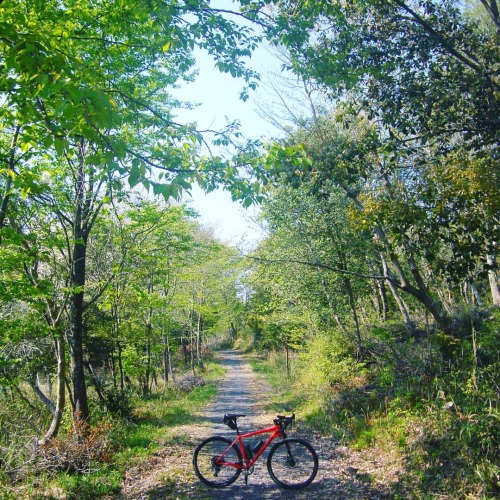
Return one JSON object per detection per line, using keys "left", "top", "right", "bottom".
{"left": 174, "top": 21, "right": 282, "bottom": 248}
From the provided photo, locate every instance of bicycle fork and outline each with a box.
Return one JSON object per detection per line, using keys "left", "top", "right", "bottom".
{"left": 285, "top": 442, "right": 296, "bottom": 467}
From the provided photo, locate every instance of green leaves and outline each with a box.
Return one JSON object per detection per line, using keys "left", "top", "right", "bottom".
{"left": 0, "top": 0, "right": 265, "bottom": 205}
{"left": 265, "top": 0, "right": 499, "bottom": 148}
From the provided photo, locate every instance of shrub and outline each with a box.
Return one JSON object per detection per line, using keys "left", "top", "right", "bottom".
{"left": 36, "top": 419, "right": 116, "bottom": 475}
{"left": 103, "top": 388, "right": 133, "bottom": 418}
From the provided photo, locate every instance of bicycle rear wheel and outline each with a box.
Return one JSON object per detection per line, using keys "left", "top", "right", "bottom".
{"left": 267, "top": 438, "right": 318, "bottom": 490}
{"left": 193, "top": 436, "right": 242, "bottom": 487}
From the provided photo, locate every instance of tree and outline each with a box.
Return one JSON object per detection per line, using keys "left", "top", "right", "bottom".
{"left": 262, "top": 0, "right": 499, "bottom": 149}
{"left": 0, "top": 0, "right": 262, "bottom": 203}
{"left": 108, "top": 201, "right": 197, "bottom": 396}
{"left": 255, "top": 0, "right": 499, "bottom": 309}
{"left": 172, "top": 229, "right": 243, "bottom": 372}
{"left": 254, "top": 184, "right": 375, "bottom": 349}
{"left": 1, "top": 0, "right": 265, "bottom": 431}
{"left": 264, "top": 114, "right": 480, "bottom": 335}
{"left": 0, "top": 187, "right": 73, "bottom": 442}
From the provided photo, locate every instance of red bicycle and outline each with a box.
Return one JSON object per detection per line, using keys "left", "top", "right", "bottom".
{"left": 193, "top": 413, "right": 318, "bottom": 490}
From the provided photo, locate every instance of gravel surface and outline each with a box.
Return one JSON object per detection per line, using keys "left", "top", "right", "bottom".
{"left": 118, "top": 350, "right": 403, "bottom": 499}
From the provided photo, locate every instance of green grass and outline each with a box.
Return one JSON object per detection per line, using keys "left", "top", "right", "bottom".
{"left": 116, "top": 365, "right": 221, "bottom": 459}
{"left": 248, "top": 352, "right": 291, "bottom": 389}
{"left": 247, "top": 351, "right": 334, "bottom": 430}
{"left": 56, "top": 467, "right": 123, "bottom": 498}
{"left": 0, "top": 360, "right": 224, "bottom": 499}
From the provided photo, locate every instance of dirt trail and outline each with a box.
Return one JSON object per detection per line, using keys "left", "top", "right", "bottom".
{"left": 118, "top": 350, "right": 400, "bottom": 499}
{"left": 193, "top": 350, "right": 294, "bottom": 499}
{"left": 201, "top": 350, "right": 273, "bottom": 436}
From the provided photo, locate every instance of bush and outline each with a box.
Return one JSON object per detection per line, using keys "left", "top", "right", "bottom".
{"left": 36, "top": 419, "right": 116, "bottom": 475}
{"left": 103, "top": 388, "right": 133, "bottom": 418}
{"left": 0, "top": 387, "right": 50, "bottom": 481}
{"left": 255, "top": 311, "right": 500, "bottom": 496}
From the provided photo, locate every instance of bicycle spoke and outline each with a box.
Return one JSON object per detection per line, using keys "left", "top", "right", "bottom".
{"left": 193, "top": 436, "right": 242, "bottom": 487}
{"left": 267, "top": 438, "right": 318, "bottom": 490}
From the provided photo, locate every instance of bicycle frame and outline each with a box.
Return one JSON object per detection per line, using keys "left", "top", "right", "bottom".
{"left": 218, "top": 423, "right": 284, "bottom": 469}
{"left": 194, "top": 413, "right": 318, "bottom": 490}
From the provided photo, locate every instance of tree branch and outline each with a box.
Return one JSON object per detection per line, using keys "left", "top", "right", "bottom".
{"left": 392, "top": 0, "right": 489, "bottom": 78}
{"left": 479, "top": 0, "right": 500, "bottom": 35}
{"left": 249, "top": 256, "right": 391, "bottom": 282}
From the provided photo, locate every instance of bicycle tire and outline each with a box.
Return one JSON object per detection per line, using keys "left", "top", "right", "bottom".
{"left": 193, "top": 436, "right": 242, "bottom": 487}
{"left": 267, "top": 437, "right": 318, "bottom": 490}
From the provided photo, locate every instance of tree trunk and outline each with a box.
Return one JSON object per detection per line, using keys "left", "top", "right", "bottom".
{"left": 70, "top": 239, "right": 90, "bottom": 424}
{"left": 181, "top": 337, "right": 189, "bottom": 368}
{"left": 110, "top": 349, "right": 117, "bottom": 389}
{"left": 470, "top": 281, "right": 483, "bottom": 307}
{"left": 285, "top": 343, "right": 290, "bottom": 380}
{"left": 333, "top": 314, "right": 347, "bottom": 333}
{"left": 162, "top": 328, "right": 175, "bottom": 385}
{"left": 487, "top": 254, "right": 500, "bottom": 306}
{"left": 70, "top": 304, "right": 89, "bottom": 423}
{"left": 67, "top": 139, "right": 94, "bottom": 427}
{"left": 0, "top": 125, "right": 20, "bottom": 244}
{"left": 230, "top": 322, "right": 237, "bottom": 341}
{"left": 143, "top": 335, "right": 151, "bottom": 397}
{"left": 380, "top": 253, "right": 416, "bottom": 334}
{"left": 369, "top": 260, "right": 388, "bottom": 321}
{"left": 27, "top": 378, "right": 55, "bottom": 413}
{"left": 84, "top": 359, "right": 106, "bottom": 405}
{"left": 168, "top": 335, "right": 175, "bottom": 382}
{"left": 196, "top": 311, "right": 204, "bottom": 370}
{"left": 40, "top": 331, "right": 66, "bottom": 444}
{"left": 343, "top": 277, "right": 362, "bottom": 353}
{"left": 0, "top": 172, "right": 12, "bottom": 243}
{"left": 117, "top": 340, "right": 125, "bottom": 392}
{"left": 163, "top": 328, "right": 169, "bottom": 384}
{"left": 377, "top": 279, "right": 389, "bottom": 321}
{"left": 190, "top": 331, "right": 196, "bottom": 377}
{"left": 45, "top": 371, "right": 53, "bottom": 398}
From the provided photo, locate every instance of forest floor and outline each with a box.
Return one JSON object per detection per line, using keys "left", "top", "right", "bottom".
{"left": 115, "top": 350, "right": 405, "bottom": 499}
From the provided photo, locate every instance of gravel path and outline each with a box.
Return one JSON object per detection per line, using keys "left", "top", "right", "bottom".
{"left": 118, "top": 350, "right": 401, "bottom": 499}
{"left": 194, "top": 350, "right": 295, "bottom": 499}
{"left": 201, "top": 350, "right": 274, "bottom": 436}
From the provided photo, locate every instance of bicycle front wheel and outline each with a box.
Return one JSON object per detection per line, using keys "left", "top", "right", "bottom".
{"left": 193, "top": 436, "right": 242, "bottom": 487}
{"left": 267, "top": 438, "right": 318, "bottom": 490}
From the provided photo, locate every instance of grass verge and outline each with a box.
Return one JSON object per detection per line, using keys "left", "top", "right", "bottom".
{"left": 0, "top": 359, "right": 224, "bottom": 499}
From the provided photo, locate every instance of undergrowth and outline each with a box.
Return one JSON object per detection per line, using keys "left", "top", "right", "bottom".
{"left": 249, "top": 310, "right": 500, "bottom": 498}
{"left": 0, "top": 358, "right": 224, "bottom": 498}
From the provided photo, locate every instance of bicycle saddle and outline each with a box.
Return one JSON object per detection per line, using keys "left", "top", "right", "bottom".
{"left": 223, "top": 413, "right": 245, "bottom": 430}
{"left": 224, "top": 413, "right": 246, "bottom": 419}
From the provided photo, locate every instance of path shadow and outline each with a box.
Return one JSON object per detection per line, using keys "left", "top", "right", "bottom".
{"left": 118, "top": 350, "right": 396, "bottom": 499}
{"left": 134, "top": 472, "right": 393, "bottom": 499}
